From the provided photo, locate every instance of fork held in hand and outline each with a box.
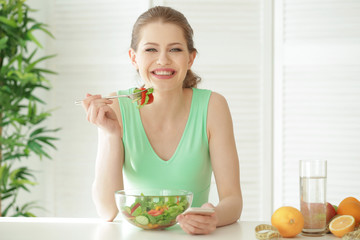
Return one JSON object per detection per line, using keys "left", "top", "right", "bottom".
{"left": 74, "top": 89, "right": 146, "bottom": 105}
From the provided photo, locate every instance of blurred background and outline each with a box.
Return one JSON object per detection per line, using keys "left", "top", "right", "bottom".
{"left": 16, "top": 0, "right": 360, "bottom": 221}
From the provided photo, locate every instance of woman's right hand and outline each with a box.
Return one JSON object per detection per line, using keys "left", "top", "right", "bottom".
{"left": 82, "top": 93, "right": 121, "bottom": 135}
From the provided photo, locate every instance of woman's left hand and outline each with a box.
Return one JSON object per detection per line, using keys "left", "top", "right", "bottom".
{"left": 176, "top": 203, "right": 218, "bottom": 235}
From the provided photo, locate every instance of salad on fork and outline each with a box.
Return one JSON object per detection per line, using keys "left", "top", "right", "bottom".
{"left": 75, "top": 87, "right": 154, "bottom": 108}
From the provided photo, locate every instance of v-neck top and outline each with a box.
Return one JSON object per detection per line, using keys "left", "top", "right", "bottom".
{"left": 118, "top": 88, "right": 212, "bottom": 207}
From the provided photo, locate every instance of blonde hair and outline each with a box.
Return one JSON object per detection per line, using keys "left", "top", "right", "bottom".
{"left": 131, "top": 6, "right": 201, "bottom": 88}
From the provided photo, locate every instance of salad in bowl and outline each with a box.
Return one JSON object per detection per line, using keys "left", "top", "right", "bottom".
{"left": 115, "top": 189, "right": 193, "bottom": 230}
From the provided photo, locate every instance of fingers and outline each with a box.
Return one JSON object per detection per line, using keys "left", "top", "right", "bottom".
{"left": 82, "top": 94, "right": 112, "bottom": 111}
{"left": 177, "top": 203, "right": 218, "bottom": 235}
{"left": 180, "top": 220, "right": 204, "bottom": 235}
{"left": 87, "top": 102, "right": 113, "bottom": 124}
{"left": 81, "top": 94, "right": 115, "bottom": 126}
{"left": 177, "top": 214, "right": 217, "bottom": 235}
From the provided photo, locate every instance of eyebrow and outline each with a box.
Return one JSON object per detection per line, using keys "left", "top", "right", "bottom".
{"left": 143, "top": 42, "right": 184, "bottom": 46}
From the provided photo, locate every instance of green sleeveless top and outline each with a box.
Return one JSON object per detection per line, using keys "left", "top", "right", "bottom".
{"left": 118, "top": 88, "right": 212, "bottom": 207}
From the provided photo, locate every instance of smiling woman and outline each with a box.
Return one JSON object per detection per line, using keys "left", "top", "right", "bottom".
{"left": 82, "top": 6, "right": 243, "bottom": 235}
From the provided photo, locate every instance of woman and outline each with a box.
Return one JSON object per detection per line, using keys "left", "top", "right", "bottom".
{"left": 82, "top": 6, "right": 242, "bottom": 235}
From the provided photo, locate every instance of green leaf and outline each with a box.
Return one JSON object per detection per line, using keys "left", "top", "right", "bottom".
{"left": 30, "top": 127, "right": 61, "bottom": 137}
{"left": 40, "top": 27, "right": 55, "bottom": 39}
{"left": 25, "top": 54, "right": 57, "bottom": 72}
{"left": 17, "top": 1, "right": 23, "bottom": 24}
{"left": 32, "top": 68, "right": 57, "bottom": 75}
{"left": 0, "top": 120, "right": 11, "bottom": 127}
{"left": 12, "top": 117, "right": 26, "bottom": 125}
{"left": 23, "top": 212, "right": 36, "bottom": 217}
{"left": 11, "top": 207, "right": 32, "bottom": 217}
{"left": 33, "top": 112, "right": 52, "bottom": 124}
{"left": 26, "top": 30, "right": 43, "bottom": 48}
{"left": 1, "top": 193, "right": 14, "bottom": 201}
{"left": 36, "top": 136, "right": 59, "bottom": 149}
{"left": 27, "top": 140, "right": 51, "bottom": 159}
{"left": 27, "top": 49, "right": 38, "bottom": 62}
{"left": 10, "top": 201, "right": 43, "bottom": 217}
{"left": 19, "top": 184, "right": 30, "bottom": 192}
{"left": 9, "top": 167, "right": 24, "bottom": 180}
{"left": 11, "top": 178, "right": 37, "bottom": 188}
{"left": 28, "top": 95, "right": 45, "bottom": 104}
{"left": 28, "top": 140, "right": 42, "bottom": 154}
{"left": 28, "top": 84, "right": 50, "bottom": 91}
{"left": 2, "top": 202, "right": 15, "bottom": 216}
{"left": 0, "top": 164, "right": 10, "bottom": 188}
{"left": 17, "top": 53, "right": 23, "bottom": 71}
{"left": 27, "top": 101, "right": 36, "bottom": 120}
{"left": 0, "top": 36, "right": 9, "bottom": 50}
{"left": 3, "top": 187, "right": 17, "bottom": 194}
{"left": 0, "top": 16, "right": 18, "bottom": 27}
{"left": 3, "top": 153, "right": 29, "bottom": 161}
{"left": 22, "top": 201, "right": 39, "bottom": 211}
{"left": 29, "top": 127, "right": 45, "bottom": 137}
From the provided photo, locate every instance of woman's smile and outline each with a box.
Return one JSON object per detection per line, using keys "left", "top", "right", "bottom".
{"left": 151, "top": 68, "right": 176, "bottom": 79}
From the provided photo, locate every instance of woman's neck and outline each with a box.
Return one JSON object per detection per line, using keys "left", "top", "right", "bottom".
{"left": 140, "top": 88, "right": 191, "bottom": 121}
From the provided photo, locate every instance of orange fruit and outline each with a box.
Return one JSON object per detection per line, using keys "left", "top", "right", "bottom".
{"left": 271, "top": 206, "right": 304, "bottom": 238}
{"left": 329, "top": 215, "right": 355, "bottom": 237}
{"left": 339, "top": 197, "right": 360, "bottom": 205}
{"left": 337, "top": 197, "right": 360, "bottom": 225}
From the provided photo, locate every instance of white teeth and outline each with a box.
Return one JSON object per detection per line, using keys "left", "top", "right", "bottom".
{"left": 154, "top": 71, "right": 173, "bottom": 76}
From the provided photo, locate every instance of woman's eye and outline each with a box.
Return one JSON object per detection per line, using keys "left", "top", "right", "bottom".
{"left": 145, "top": 48, "right": 157, "bottom": 52}
{"left": 170, "top": 48, "right": 182, "bottom": 52}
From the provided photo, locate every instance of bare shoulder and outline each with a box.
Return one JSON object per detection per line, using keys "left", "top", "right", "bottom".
{"left": 207, "top": 91, "right": 233, "bottom": 136}
{"left": 108, "top": 92, "right": 123, "bottom": 128}
{"left": 208, "top": 91, "right": 231, "bottom": 118}
{"left": 208, "top": 91, "right": 229, "bottom": 110}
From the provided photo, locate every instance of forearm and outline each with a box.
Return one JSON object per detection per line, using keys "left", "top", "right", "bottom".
{"left": 215, "top": 195, "right": 243, "bottom": 227}
{"left": 92, "top": 128, "right": 124, "bottom": 221}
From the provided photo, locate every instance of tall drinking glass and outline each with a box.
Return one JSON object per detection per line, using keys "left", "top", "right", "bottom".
{"left": 299, "top": 160, "right": 327, "bottom": 236}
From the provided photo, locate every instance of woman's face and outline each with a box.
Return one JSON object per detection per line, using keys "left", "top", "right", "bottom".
{"left": 129, "top": 21, "right": 196, "bottom": 91}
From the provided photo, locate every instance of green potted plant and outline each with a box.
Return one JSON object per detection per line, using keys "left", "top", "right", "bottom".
{"left": 0, "top": 0, "right": 59, "bottom": 217}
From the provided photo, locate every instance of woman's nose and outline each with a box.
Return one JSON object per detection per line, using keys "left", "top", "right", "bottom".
{"left": 156, "top": 52, "right": 171, "bottom": 65}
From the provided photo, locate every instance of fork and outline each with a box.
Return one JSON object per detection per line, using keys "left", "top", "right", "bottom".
{"left": 74, "top": 89, "right": 147, "bottom": 105}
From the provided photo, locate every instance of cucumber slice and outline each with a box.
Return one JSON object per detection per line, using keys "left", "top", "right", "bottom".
{"left": 135, "top": 216, "right": 149, "bottom": 225}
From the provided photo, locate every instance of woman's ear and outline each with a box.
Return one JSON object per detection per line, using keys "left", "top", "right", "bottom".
{"left": 188, "top": 51, "right": 197, "bottom": 69}
{"left": 129, "top": 48, "right": 138, "bottom": 69}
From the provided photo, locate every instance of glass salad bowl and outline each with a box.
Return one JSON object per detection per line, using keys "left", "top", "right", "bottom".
{"left": 115, "top": 189, "right": 193, "bottom": 230}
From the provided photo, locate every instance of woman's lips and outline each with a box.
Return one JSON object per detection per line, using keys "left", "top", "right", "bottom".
{"left": 151, "top": 68, "right": 176, "bottom": 79}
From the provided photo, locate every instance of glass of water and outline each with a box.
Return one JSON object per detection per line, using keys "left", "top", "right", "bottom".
{"left": 299, "top": 160, "right": 327, "bottom": 236}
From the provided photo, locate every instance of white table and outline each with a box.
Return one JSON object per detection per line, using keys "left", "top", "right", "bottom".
{"left": 0, "top": 217, "right": 338, "bottom": 240}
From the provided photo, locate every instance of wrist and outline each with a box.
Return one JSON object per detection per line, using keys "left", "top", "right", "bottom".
{"left": 98, "top": 127, "right": 122, "bottom": 139}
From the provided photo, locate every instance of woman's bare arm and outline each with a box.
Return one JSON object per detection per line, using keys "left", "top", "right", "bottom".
{"left": 83, "top": 93, "right": 124, "bottom": 221}
{"left": 207, "top": 92, "right": 243, "bottom": 226}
